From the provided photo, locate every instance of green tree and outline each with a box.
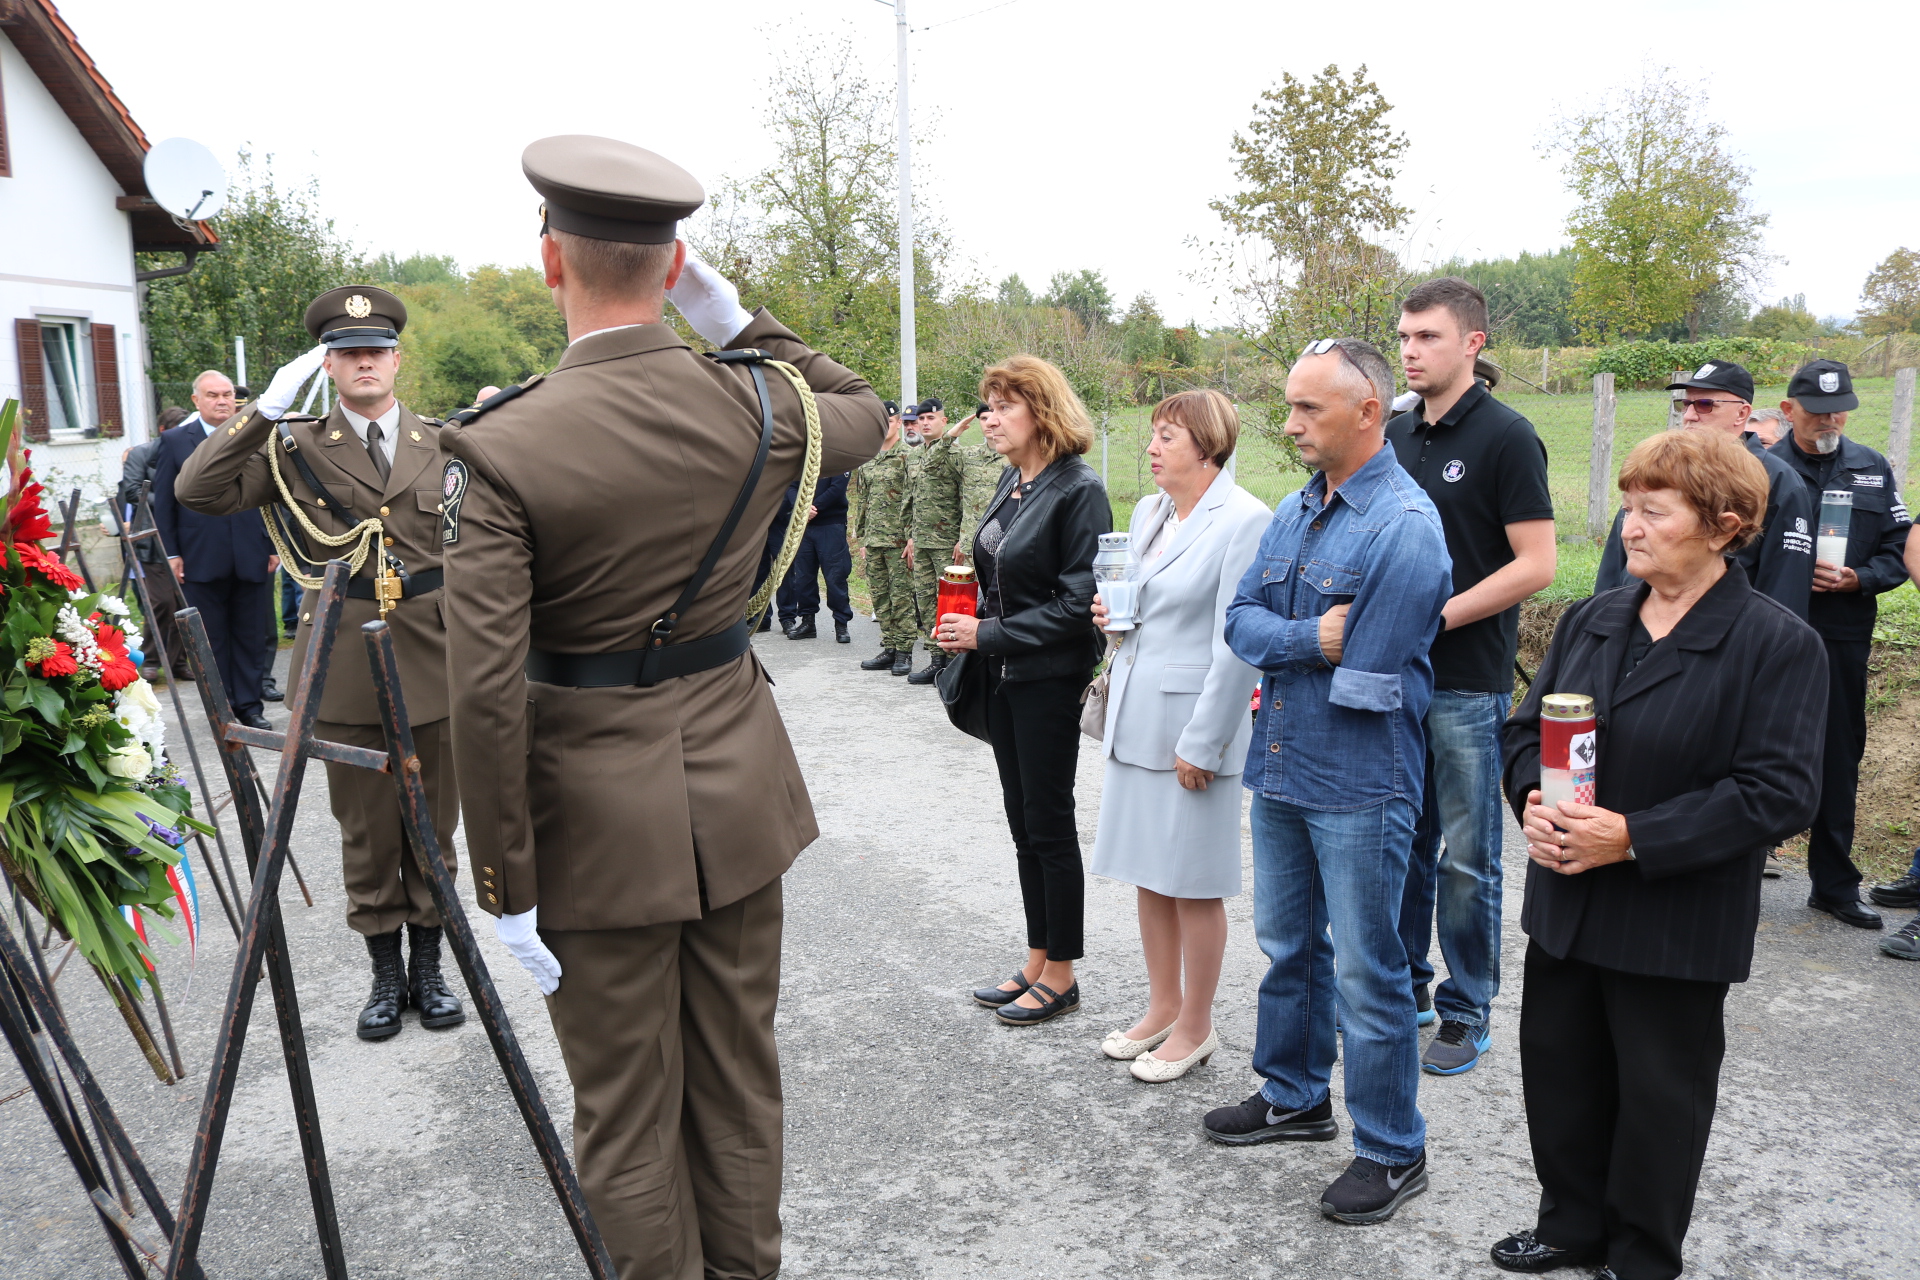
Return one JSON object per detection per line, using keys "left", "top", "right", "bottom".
{"left": 1859, "top": 247, "right": 1920, "bottom": 335}
{"left": 1208, "top": 64, "right": 1411, "bottom": 357}
{"left": 1040, "top": 269, "right": 1114, "bottom": 328}
{"left": 140, "top": 151, "right": 359, "bottom": 393}
{"left": 1746, "top": 294, "right": 1826, "bottom": 342}
{"left": 1546, "top": 69, "right": 1769, "bottom": 342}
{"left": 1451, "top": 248, "right": 1578, "bottom": 346}
{"left": 996, "top": 273, "right": 1034, "bottom": 307}
{"left": 366, "top": 252, "right": 460, "bottom": 287}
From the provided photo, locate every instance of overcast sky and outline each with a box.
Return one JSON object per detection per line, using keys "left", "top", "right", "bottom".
{"left": 61, "top": 0, "right": 1919, "bottom": 327}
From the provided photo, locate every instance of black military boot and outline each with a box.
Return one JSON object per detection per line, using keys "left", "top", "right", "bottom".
{"left": 861, "top": 648, "right": 898, "bottom": 671}
{"left": 755, "top": 611, "right": 773, "bottom": 633}
{"left": 890, "top": 649, "right": 914, "bottom": 676}
{"left": 407, "top": 924, "right": 467, "bottom": 1030}
{"left": 787, "top": 616, "right": 818, "bottom": 640}
{"left": 835, "top": 620, "right": 850, "bottom": 644}
{"left": 907, "top": 650, "right": 946, "bottom": 685}
{"left": 357, "top": 928, "right": 408, "bottom": 1041}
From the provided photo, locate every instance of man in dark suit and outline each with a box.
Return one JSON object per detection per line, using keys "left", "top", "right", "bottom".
{"left": 149, "top": 369, "right": 276, "bottom": 730}
{"left": 779, "top": 470, "right": 852, "bottom": 641}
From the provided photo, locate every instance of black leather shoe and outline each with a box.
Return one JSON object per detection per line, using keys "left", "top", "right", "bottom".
{"left": 971, "top": 970, "right": 1034, "bottom": 1008}
{"left": 1869, "top": 872, "right": 1920, "bottom": 908}
{"left": 787, "top": 617, "right": 818, "bottom": 640}
{"left": 756, "top": 611, "right": 773, "bottom": 633}
{"left": 406, "top": 924, "right": 466, "bottom": 1029}
{"left": 261, "top": 675, "right": 283, "bottom": 702}
{"left": 890, "top": 650, "right": 913, "bottom": 676}
{"left": 995, "top": 980, "right": 1079, "bottom": 1025}
{"left": 835, "top": 621, "right": 850, "bottom": 644}
{"left": 1809, "top": 895, "right": 1883, "bottom": 929}
{"left": 357, "top": 929, "right": 408, "bottom": 1041}
{"left": 240, "top": 710, "right": 273, "bottom": 731}
{"left": 906, "top": 660, "right": 939, "bottom": 685}
{"left": 1489, "top": 1229, "right": 1603, "bottom": 1272}
{"left": 861, "top": 648, "right": 898, "bottom": 671}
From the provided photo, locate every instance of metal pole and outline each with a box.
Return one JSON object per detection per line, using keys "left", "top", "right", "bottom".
{"left": 234, "top": 337, "right": 247, "bottom": 392}
{"left": 895, "top": 0, "right": 916, "bottom": 407}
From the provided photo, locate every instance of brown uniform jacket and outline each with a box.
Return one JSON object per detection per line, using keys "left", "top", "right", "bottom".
{"left": 174, "top": 402, "right": 451, "bottom": 726}
{"left": 440, "top": 310, "right": 886, "bottom": 929}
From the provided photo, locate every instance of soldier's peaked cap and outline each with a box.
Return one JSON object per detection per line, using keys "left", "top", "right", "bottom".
{"left": 305, "top": 286, "right": 406, "bottom": 349}
{"left": 523, "top": 135, "right": 705, "bottom": 245}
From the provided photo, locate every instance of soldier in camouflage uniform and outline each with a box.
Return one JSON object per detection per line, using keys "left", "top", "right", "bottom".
{"left": 851, "top": 403, "right": 916, "bottom": 674}
{"left": 904, "top": 401, "right": 1006, "bottom": 684}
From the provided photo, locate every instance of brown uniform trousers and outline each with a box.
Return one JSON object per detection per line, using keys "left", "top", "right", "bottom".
{"left": 441, "top": 310, "right": 885, "bottom": 1279}
{"left": 175, "top": 400, "right": 459, "bottom": 936}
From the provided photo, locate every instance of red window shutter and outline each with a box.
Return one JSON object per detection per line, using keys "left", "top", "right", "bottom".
{"left": 91, "top": 322, "right": 122, "bottom": 438}
{"left": 15, "top": 319, "right": 48, "bottom": 443}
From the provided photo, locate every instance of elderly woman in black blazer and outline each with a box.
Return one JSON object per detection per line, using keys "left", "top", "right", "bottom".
{"left": 1493, "top": 430, "right": 1825, "bottom": 1280}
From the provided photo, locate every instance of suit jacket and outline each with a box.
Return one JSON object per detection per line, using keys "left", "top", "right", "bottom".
{"left": 174, "top": 401, "right": 450, "bottom": 726}
{"left": 1503, "top": 565, "right": 1826, "bottom": 983}
{"left": 440, "top": 309, "right": 886, "bottom": 928}
{"left": 149, "top": 422, "right": 273, "bottom": 584}
{"left": 1103, "top": 467, "right": 1270, "bottom": 775}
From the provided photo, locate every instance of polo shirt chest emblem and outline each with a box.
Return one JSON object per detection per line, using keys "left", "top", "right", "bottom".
{"left": 1442, "top": 460, "right": 1466, "bottom": 483}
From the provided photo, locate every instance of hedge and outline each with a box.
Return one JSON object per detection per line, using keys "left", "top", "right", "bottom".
{"left": 1579, "top": 338, "right": 1813, "bottom": 389}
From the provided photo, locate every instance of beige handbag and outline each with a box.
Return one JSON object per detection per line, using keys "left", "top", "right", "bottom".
{"left": 1080, "top": 636, "right": 1120, "bottom": 741}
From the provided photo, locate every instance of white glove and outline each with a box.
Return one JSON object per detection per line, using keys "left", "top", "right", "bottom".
{"left": 494, "top": 906, "right": 562, "bottom": 996}
{"left": 258, "top": 345, "right": 328, "bottom": 420}
{"left": 666, "top": 248, "right": 754, "bottom": 347}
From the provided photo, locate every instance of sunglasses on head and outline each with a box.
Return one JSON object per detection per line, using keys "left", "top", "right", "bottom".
{"left": 1305, "top": 338, "right": 1371, "bottom": 382}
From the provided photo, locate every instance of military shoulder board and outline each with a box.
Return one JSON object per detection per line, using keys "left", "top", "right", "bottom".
{"left": 446, "top": 374, "right": 545, "bottom": 427}
{"left": 440, "top": 459, "right": 470, "bottom": 546}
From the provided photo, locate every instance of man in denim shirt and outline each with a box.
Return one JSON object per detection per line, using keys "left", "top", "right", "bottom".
{"left": 1200, "top": 338, "right": 1452, "bottom": 1227}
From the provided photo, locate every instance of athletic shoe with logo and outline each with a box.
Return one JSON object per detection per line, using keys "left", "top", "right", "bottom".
{"left": 1422, "top": 1019, "right": 1491, "bottom": 1075}
{"left": 1880, "top": 914, "right": 1920, "bottom": 960}
{"left": 1201, "top": 1091, "right": 1338, "bottom": 1146}
{"left": 1488, "top": 1229, "right": 1603, "bottom": 1273}
{"left": 1319, "top": 1152, "right": 1428, "bottom": 1224}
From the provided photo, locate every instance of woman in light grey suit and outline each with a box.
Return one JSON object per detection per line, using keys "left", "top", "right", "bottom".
{"left": 1090, "top": 390, "right": 1270, "bottom": 1082}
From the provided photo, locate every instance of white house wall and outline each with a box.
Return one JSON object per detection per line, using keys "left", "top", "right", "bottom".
{"left": 0, "top": 31, "right": 152, "bottom": 508}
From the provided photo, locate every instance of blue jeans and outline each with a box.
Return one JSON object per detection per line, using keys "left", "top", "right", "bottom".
{"left": 1250, "top": 794, "right": 1425, "bottom": 1166}
{"left": 1398, "top": 689, "right": 1509, "bottom": 1029}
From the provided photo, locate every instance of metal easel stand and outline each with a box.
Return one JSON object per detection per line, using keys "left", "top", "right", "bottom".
{"left": 162, "top": 561, "right": 614, "bottom": 1279}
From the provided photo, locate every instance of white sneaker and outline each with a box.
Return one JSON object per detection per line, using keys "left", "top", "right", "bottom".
{"left": 1129, "top": 1027, "right": 1220, "bottom": 1082}
{"left": 1101, "top": 1024, "right": 1172, "bottom": 1060}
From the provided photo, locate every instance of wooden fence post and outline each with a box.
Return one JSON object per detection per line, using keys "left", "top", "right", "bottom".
{"left": 1667, "top": 370, "right": 1689, "bottom": 429}
{"left": 1588, "top": 372, "right": 1617, "bottom": 541}
{"left": 1540, "top": 347, "right": 1550, "bottom": 392}
{"left": 1890, "top": 365, "right": 1915, "bottom": 492}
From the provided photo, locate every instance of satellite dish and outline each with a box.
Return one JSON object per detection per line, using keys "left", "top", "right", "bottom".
{"left": 143, "top": 138, "right": 228, "bottom": 221}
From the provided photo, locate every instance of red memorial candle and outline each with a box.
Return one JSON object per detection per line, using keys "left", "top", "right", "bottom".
{"left": 937, "top": 563, "right": 978, "bottom": 623}
{"left": 1539, "top": 693, "right": 1597, "bottom": 810}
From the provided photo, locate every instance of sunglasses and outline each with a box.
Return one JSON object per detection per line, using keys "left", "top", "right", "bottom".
{"left": 1305, "top": 338, "right": 1372, "bottom": 384}
{"left": 1679, "top": 397, "right": 1745, "bottom": 414}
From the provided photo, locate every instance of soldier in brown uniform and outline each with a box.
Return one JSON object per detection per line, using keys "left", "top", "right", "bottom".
{"left": 440, "top": 136, "right": 885, "bottom": 1280}
{"left": 175, "top": 286, "right": 465, "bottom": 1041}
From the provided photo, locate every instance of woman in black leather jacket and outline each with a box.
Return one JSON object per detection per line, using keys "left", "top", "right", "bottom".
{"left": 936, "top": 355, "right": 1111, "bottom": 1025}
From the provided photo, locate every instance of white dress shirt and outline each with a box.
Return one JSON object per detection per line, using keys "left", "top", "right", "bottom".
{"left": 340, "top": 402, "right": 401, "bottom": 467}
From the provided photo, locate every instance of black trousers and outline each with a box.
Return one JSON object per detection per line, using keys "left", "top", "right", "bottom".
{"left": 984, "top": 665, "right": 1086, "bottom": 961}
{"left": 1807, "top": 638, "right": 1868, "bottom": 904}
{"left": 781, "top": 522, "right": 852, "bottom": 624}
{"left": 1520, "top": 942, "right": 1728, "bottom": 1280}
{"left": 182, "top": 576, "right": 270, "bottom": 718}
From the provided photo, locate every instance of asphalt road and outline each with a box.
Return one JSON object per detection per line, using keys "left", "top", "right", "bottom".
{"left": 2, "top": 616, "right": 1915, "bottom": 1278}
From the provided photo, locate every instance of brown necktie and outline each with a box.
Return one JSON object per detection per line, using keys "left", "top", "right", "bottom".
{"left": 365, "top": 420, "right": 391, "bottom": 483}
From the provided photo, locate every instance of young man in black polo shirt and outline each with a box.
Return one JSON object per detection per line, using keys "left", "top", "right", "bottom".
{"left": 1388, "top": 277, "right": 1556, "bottom": 1076}
{"left": 1771, "top": 359, "right": 1911, "bottom": 930}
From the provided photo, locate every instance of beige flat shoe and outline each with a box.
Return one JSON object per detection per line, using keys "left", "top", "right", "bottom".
{"left": 1129, "top": 1027, "right": 1219, "bottom": 1082}
{"left": 1101, "top": 1024, "right": 1172, "bottom": 1061}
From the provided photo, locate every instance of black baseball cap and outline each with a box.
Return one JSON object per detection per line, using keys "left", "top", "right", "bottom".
{"left": 1787, "top": 359, "right": 1859, "bottom": 413}
{"left": 1666, "top": 360, "right": 1754, "bottom": 404}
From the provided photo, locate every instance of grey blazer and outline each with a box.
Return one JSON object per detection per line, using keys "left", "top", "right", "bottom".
{"left": 1102, "top": 466, "right": 1271, "bottom": 774}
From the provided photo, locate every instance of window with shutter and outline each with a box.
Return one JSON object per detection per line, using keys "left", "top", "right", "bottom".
{"left": 92, "top": 322, "right": 121, "bottom": 437}
{"left": 0, "top": 56, "right": 10, "bottom": 179}
{"left": 14, "top": 318, "right": 48, "bottom": 442}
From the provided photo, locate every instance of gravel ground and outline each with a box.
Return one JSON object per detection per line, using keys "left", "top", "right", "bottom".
{"left": 2, "top": 616, "right": 1915, "bottom": 1278}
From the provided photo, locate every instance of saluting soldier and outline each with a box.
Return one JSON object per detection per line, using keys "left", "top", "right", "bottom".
{"left": 174, "top": 287, "right": 465, "bottom": 1041}
{"left": 903, "top": 400, "right": 1006, "bottom": 685}
{"left": 850, "top": 405, "right": 915, "bottom": 673}
{"left": 440, "top": 136, "right": 885, "bottom": 1280}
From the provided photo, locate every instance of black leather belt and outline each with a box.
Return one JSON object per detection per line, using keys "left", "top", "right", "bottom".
{"left": 345, "top": 567, "right": 443, "bottom": 600}
{"left": 525, "top": 619, "right": 753, "bottom": 688}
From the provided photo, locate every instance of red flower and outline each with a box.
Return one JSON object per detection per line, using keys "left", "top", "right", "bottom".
{"left": 13, "top": 542, "right": 85, "bottom": 591}
{"left": 94, "top": 622, "right": 129, "bottom": 659}
{"left": 33, "top": 640, "right": 78, "bottom": 679}
{"left": 99, "top": 654, "right": 140, "bottom": 691}
{"left": 3, "top": 474, "right": 53, "bottom": 543}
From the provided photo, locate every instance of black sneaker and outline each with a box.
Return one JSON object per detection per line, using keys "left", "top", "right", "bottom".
{"left": 1489, "top": 1229, "right": 1602, "bottom": 1273}
{"left": 1201, "top": 1092, "right": 1337, "bottom": 1146}
{"left": 1869, "top": 872, "right": 1920, "bottom": 908}
{"left": 1415, "top": 981, "right": 1436, "bottom": 1027}
{"left": 1320, "top": 1152, "right": 1427, "bottom": 1224}
{"left": 1881, "top": 915, "right": 1920, "bottom": 960}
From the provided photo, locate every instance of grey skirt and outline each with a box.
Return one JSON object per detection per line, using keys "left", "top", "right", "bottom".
{"left": 1090, "top": 758, "right": 1244, "bottom": 899}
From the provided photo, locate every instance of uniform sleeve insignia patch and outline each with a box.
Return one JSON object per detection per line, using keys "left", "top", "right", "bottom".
{"left": 441, "top": 459, "right": 470, "bottom": 545}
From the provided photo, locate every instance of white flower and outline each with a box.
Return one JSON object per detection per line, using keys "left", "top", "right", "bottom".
{"left": 113, "top": 679, "right": 165, "bottom": 757}
{"left": 104, "top": 746, "right": 153, "bottom": 780}
{"left": 55, "top": 604, "right": 103, "bottom": 674}
{"left": 120, "top": 678, "right": 161, "bottom": 718}
{"left": 95, "top": 595, "right": 131, "bottom": 618}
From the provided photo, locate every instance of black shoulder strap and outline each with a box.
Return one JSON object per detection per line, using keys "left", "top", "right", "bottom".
{"left": 275, "top": 418, "right": 355, "bottom": 519}
{"left": 645, "top": 350, "right": 777, "bottom": 653}
{"left": 446, "top": 374, "right": 544, "bottom": 427}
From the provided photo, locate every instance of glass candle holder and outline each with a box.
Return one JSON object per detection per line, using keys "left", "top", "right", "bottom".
{"left": 1093, "top": 532, "right": 1137, "bottom": 631}
{"left": 936, "top": 563, "right": 978, "bottom": 623}
{"left": 1539, "top": 693, "right": 1597, "bottom": 812}
{"left": 1817, "top": 489, "right": 1853, "bottom": 567}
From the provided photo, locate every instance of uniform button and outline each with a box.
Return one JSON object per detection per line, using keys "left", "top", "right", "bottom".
{"left": 482, "top": 867, "right": 494, "bottom": 875}
{"left": 487, "top": 893, "right": 498, "bottom": 904}
{"left": 384, "top": 536, "right": 395, "bottom": 547}
{"left": 1269, "top": 741, "right": 1281, "bottom": 753}
{"left": 379, "top": 506, "right": 390, "bottom": 517}
{"left": 483, "top": 880, "right": 494, "bottom": 889}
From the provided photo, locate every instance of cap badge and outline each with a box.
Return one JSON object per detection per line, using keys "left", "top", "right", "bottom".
{"left": 1695, "top": 364, "right": 1716, "bottom": 379}
{"left": 345, "top": 294, "right": 373, "bottom": 319}
{"left": 1819, "top": 371, "right": 1840, "bottom": 394}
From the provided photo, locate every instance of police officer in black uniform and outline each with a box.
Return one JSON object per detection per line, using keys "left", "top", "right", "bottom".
{"left": 1771, "top": 359, "right": 1912, "bottom": 928}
